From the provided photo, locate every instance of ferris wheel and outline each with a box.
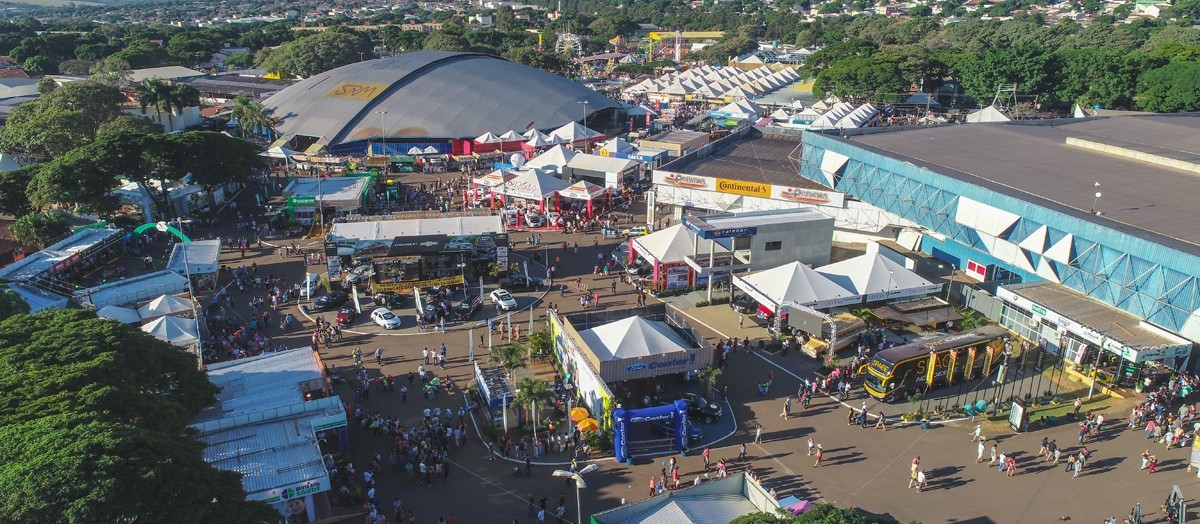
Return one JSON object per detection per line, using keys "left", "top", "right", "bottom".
{"left": 556, "top": 33, "right": 582, "bottom": 56}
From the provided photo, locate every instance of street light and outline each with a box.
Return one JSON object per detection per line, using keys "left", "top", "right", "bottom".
{"left": 1090, "top": 182, "right": 1101, "bottom": 214}
{"left": 553, "top": 463, "right": 599, "bottom": 524}
{"left": 374, "top": 110, "right": 389, "bottom": 157}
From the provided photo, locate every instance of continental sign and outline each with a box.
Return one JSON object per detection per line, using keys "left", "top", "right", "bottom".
{"left": 325, "top": 82, "right": 389, "bottom": 100}
{"left": 716, "top": 178, "right": 771, "bottom": 198}
{"left": 372, "top": 275, "right": 465, "bottom": 293}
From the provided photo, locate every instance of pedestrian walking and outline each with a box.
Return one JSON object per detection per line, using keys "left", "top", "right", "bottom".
{"left": 916, "top": 469, "right": 927, "bottom": 492}
{"left": 976, "top": 440, "right": 985, "bottom": 463}
{"left": 813, "top": 444, "right": 824, "bottom": 467}
{"left": 987, "top": 444, "right": 998, "bottom": 467}
{"left": 874, "top": 410, "right": 888, "bottom": 430}
{"left": 807, "top": 436, "right": 815, "bottom": 456}
{"left": 738, "top": 442, "right": 747, "bottom": 461}
{"left": 780, "top": 398, "right": 791, "bottom": 418}
{"left": 702, "top": 447, "right": 710, "bottom": 470}
{"left": 754, "top": 423, "right": 763, "bottom": 444}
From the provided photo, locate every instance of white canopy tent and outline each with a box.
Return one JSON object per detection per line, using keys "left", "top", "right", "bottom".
{"left": 491, "top": 168, "right": 569, "bottom": 201}
{"left": 523, "top": 128, "right": 551, "bottom": 141}
{"left": 141, "top": 315, "right": 200, "bottom": 346}
{"left": 559, "top": 180, "right": 608, "bottom": 201}
{"left": 631, "top": 224, "right": 728, "bottom": 265}
{"left": 96, "top": 305, "right": 141, "bottom": 324}
{"left": 576, "top": 317, "right": 710, "bottom": 382}
{"left": 165, "top": 239, "right": 221, "bottom": 276}
{"left": 137, "top": 293, "right": 193, "bottom": 319}
{"left": 965, "top": 105, "right": 1012, "bottom": 123}
{"left": 817, "top": 253, "right": 942, "bottom": 303}
{"left": 474, "top": 132, "right": 502, "bottom": 143}
{"left": 733, "top": 261, "right": 858, "bottom": 312}
{"left": 498, "top": 130, "right": 524, "bottom": 142}
{"left": 473, "top": 169, "right": 518, "bottom": 187}
{"left": 525, "top": 134, "right": 554, "bottom": 148}
{"left": 550, "top": 122, "right": 604, "bottom": 144}
{"left": 525, "top": 145, "right": 578, "bottom": 174}
{"left": 262, "top": 146, "right": 297, "bottom": 159}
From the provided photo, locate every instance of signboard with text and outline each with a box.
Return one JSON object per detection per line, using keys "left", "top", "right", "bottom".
{"left": 654, "top": 171, "right": 844, "bottom": 208}
{"left": 372, "top": 275, "right": 465, "bottom": 293}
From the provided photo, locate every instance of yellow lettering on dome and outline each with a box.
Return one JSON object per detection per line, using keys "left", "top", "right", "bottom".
{"left": 325, "top": 82, "right": 389, "bottom": 100}
{"left": 716, "top": 178, "right": 771, "bottom": 197}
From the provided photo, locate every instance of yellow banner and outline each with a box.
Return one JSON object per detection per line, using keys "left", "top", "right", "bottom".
{"left": 925, "top": 351, "right": 937, "bottom": 387}
{"left": 325, "top": 82, "right": 389, "bottom": 100}
{"left": 371, "top": 275, "right": 464, "bottom": 293}
{"left": 716, "top": 178, "right": 771, "bottom": 198}
{"left": 982, "top": 346, "right": 995, "bottom": 379}
{"left": 947, "top": 350, "right": 958, "bottom": 384}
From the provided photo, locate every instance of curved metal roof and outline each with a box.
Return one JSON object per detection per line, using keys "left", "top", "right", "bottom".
{"left": 264, "top": 51, "right": 620, "bottom": 143}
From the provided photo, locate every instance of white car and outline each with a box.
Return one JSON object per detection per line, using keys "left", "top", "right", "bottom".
{"left": 489, "top": 289, "right": 518, "bottom": 311}
{"left": 525, "top": 212, "right": 544, "bottom": 228}
{"left": 370, "top": 308, "right": 403, "bottom": 329}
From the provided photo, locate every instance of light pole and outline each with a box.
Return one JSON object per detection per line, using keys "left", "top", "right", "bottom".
{"left": 1090, "top": 182, "right": 1101, "bottom": 214}
{"left": 553, "top": 463, "right": 599, "bottom": 524}
{"left": 375, "top": 110, "right": 388, "bottom": 157}
{"left": 577, "top": 100, "right": 590, "bottom": 152}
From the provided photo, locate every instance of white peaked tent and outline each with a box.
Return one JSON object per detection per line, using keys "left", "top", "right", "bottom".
{"left": 525, "top": 144, "right": 577, "bottom": 173}
{"left": 525, "top": 134, "right": 554, "bottom": 148}
{"left": 550, "top": 122, "right": 604, "bottom": 144}
{"left": 733, "top": 261, "right": 858, "bottom": 312}
{"left": 422, "top": 146, "right": 439, "bottom": 154}
{"left": 559, "top": 180, "right": 607, "bottom": 200}
{"left": 263, "top": 145, "right": 296, "bottom": 159}
{"left": 137, "top": 294, "right": 192, "bottom": 319}
{"left": 577, "top": 317, "right": 698, "bottom": 381}
{"left": 141, "top": 315, "right": 199, "bottom": 346}
{"left": 523, "top": 128, "right": 550, "bottom": 140}
{"left": 498, "top": 130, "right": 524, "bottom": 142}
{"left": 474, "top": 132, "right": 502, "bottom": 143}
{"left": 597, "top": 137, "right": 634, "bottom": 155}
{"left": 491, "top": 168, "right": 568, "bottom": 201}
{"left": 473, "top": 169, "right": 517, "bottom": 187}
{"left": 817, "top": 253, "right": 942, "bottom": 303}
{"left": 965, "top": 105, "right": 1012, "bottom": 123}
{"left": 631, "top": 224, "right": 728, "bottom": 265}
{"left": 769, "top": 109, "right": 792, "bottom": 121}
{"left": 96, "top": 305, "right": 141, "bottom": 324}
{"left": 407, "top": 146, "right": 424, "bottom": 155}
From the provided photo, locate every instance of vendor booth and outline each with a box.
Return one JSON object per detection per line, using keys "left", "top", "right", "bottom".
{"left": 283, "top": 175, "right": 371, "bottom": 224}
{"left": 137, "top": 293, "right": 193, "bottom": 320}
{"left": 576, "top": 316, "right": 713, "bottom": 383}
{"left": 549, "top": 122, "right": 605, "bottom": 151}
{"left": 817, "top": 253, "right": 942, "bottom": 303}
{"left": 474, "top": 362, "right": 517, "bottom": 430}
{"left": 558, "top": 180, "right": 610, "bottom": 218}
{"left": 491, "top": 168, "right": 569, "bottom": 214}
{"left": 525, "top": 145, "right": 577, "bottom": 176}
{"left": 564, "top": 153, "right": 642, "bottom": 190}
{"left": 630, "top": 224, "right": 729, "bottom": 291}
{"left": 165, "top": 239, "right": 220, "bottom": 290}
{"left": 733, "top": 261, "right": 859, "bottom": 314}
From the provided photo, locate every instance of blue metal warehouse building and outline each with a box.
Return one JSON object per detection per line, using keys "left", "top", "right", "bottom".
{"left": 795, "top": 116, "right": 1200, "bottom": 367}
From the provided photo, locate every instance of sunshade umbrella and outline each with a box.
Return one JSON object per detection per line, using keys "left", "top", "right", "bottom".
{"left": 576, "top": 418, "right": 600, "bottom": 432}
{"left": 570, "top": 407, "right": 590, "bottom": 422}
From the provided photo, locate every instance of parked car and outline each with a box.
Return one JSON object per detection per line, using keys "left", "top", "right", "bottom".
{"left": 503, "top": 210, "right": 520, "bottom": 226}
{"left": 489, "top": 289, "right": 518, "bottom": 310}
{"left": 444, "top": 239, "right": 475, "bottom": 251}
{"left": 313, "top": 291, "right": 349, "bottom": 312}
{"left": 453, "top": 294, "right": 483, "bottom": 320}
{"left": 622, "top": 226, "right": 652, "bottom": 237}
{"left": 371, "top": 307, "right": 403, "bottom": 329}
{"left": 651, "top": 418, "right": 703, "bottom": 444}
{"left": 335, "top": 305, "right": 358, "bottom": 326}
{"left": 627, "top": 258, "right": 651, "bottom": 275}
{"left": 525, "top": 212, "right": 544, "bottom": 228}
{"left": 504, "top": 274, "right": 544, "bottom": 291}
{"left": 546, "top": 211, "right": 563, "bottom": 227}
{"left": 678, "top": 392, "right": 724, "bottom": 423}
{"left": 345, "top": 265, "right": 375, "bottom": 285}
{"left": 373, "top": 291, "right": 408, "bottom": 309}
{"left": 731, "top": 294, "right": 757, "bottom": 314}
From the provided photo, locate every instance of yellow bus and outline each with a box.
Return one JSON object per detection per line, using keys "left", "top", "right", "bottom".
{"left": 862, "top": 326, "right": 1010, "bottom": 402}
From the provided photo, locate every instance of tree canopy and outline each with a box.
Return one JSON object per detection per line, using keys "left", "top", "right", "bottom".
{"left": 258, "top": 30, "right": 374, "bottom": 77}
{"left": 10, "top": 211, "right": 69, "bottom": 249}
{"left": 0, "top": 309, "right": 276, "bottom": 523}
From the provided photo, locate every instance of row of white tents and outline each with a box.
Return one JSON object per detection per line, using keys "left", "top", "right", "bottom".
{"left": 96, "top": 293, "right": 200, "bottom": 346}
{"left": 768, "top": 97, "right": 881, "bottom": 130}
{"left": 733, "top": 254, "right": 943, "bottom": 312}
{"left": 624, "top": 65, "right": 802, "bottom": 100}
{"left": 474, "top": 122, "right": 605, "bottom": 149}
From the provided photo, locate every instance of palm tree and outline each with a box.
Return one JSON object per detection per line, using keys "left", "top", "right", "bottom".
{"left": 515, "top": 377, "right": 554, "bottom": 435}
{"left": 229, "top": 94, "right": 276, "bottom": 139}
{"left": 698, "top": 364, "right": 722, "bottom": 401}
{"left": 135, "top": 79, "right": 199, "bottom": 131}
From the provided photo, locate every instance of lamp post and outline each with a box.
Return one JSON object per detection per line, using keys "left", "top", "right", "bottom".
{"left": 552, "top": 463, "right": 599, "bottom": 524}
{"left": 1090, "top": 182, "right": 1101, "bottom": 214}
{"left": 374, "top": 110, "right": 389, "bottom": 157}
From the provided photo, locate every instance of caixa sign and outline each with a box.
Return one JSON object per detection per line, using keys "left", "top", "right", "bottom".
{"left": 626, "top": 354, "right": 696, "bottom": 372}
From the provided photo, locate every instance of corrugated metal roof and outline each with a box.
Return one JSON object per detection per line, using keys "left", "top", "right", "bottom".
{"left": 128, "top": 66, "right": 206, "bottom": 83}
{"left": 567, "top": 153, "right": 640, "bottom": 174}
{"left": 329, "top": 215, "right": 502, "bottom": 241}
{"left": 283, "top": 177, "right": 368, "bottom": 203}
{"left": 697, "top": 208, "right": 828, "bottom": 229}
{"left": 197, "top": 349, "right": 323, "bottom": 423}
{"left": 264, "top": 51, "right": 619, "bottom": 143}
{"left": 73, "top": 270, "right": 188, "bottom": 309}
{"left": 0, "top": 228, "right": 122, "bottom": 282}
{"left": 620, "top": 494, "right": 759, "bottom": 524}
{"left": 1004, "top": 281, "right": 1184, "bottom": 349}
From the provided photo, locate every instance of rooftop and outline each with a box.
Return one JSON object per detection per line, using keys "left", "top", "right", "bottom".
{"left": 195, "top": 348, "right": 325, "bottom": 424}
{"left": 664, "top": 130, "right": 827, "bottom": 190}
{"left": 1003, "top": 281, "right": 1187, "bottom": 350}
{"left": 837, "top": 115, "right": 1200, "bottom": 256}
{"left": 126, "top": 65, "right": 207, "bottom": 83}
{"left": 695, "top": 208, "right": 831, "bottom": 230}
{"left": 592, "top": 472, "right": 778, "bottom": 524}
{"left": 643, "top": 129, "right": 709, "bottom": 146}
{"left": 283, "top": 176, "right": 368, "bottom": 201}
{"left": 329, "top": 215, "right": 502, "bottom": 241}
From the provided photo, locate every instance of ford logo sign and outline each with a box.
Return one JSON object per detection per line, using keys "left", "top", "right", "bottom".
{"left": 627, "top": 364, "right": 647, "bottom": 372}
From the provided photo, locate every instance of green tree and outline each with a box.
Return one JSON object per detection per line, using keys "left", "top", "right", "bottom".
{"left": 41, "top": 80, "right": 126, "bottom": 133}
{"left": 134, "top": 79, "right": 198, "bottom": 130}
{"left": 0, "top": 104, "right": 92, "bottom": 161}
{"left": 222, "top": 52, "right": 253, "bottom": 69}
{"left": 504, "top": 46, "right": 566, "bottom": 70}
{"left": 9, "top": 211, "right": 69, "bottom": 249}
{"left": 22, "top": 55, "right": 56, "bottom": 75}
{"left": 1053, "top": 49, "right": 1157, "bottom": 109}
{"left": 97, "top": 114, "right": 165, "bottom": 136}
{"left": 109, "top": 42, "right": 169, "bottom": 68}
{"left": 515, "top": 377, "right": 554, "bottom": 429}
{"left": 803, "top": 38, "right": 879, "bottom": 73}
{"left": 0, "top": 285, "right": 29, "bottom": 323}
{"left": 259, "top": 30, "right": 374, "bottom": 78}
{"left": 166, "top": 32, "right": 219, "bottom": 65}
{"left": 228, "top": 95, "right": 275, "bottom": 138}
{"left": 1137, "top": 61, "right": 1200, "bottom": 112}
{"left": 27, "top": 147, "right": 121, "bottom": 215}
{"left": 0, "top": 309, "right": 277, "bottom": 523}
{"left": 157, "top": 131, "right": 265, "bottom": 209}
{"left": 424, "top": 30, "right": 471, "bottom": 52}
{"left": 813, "top": 54, "right": 907, "bottom": 99}
{"left": 489, "top": 343, "right": 529, "bottom": 379}
{"left": 952, "top": 46, "right": 1054, "bottom": 106}
{"left": 0, "top": 164, "right": 36, "bottom": 216}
